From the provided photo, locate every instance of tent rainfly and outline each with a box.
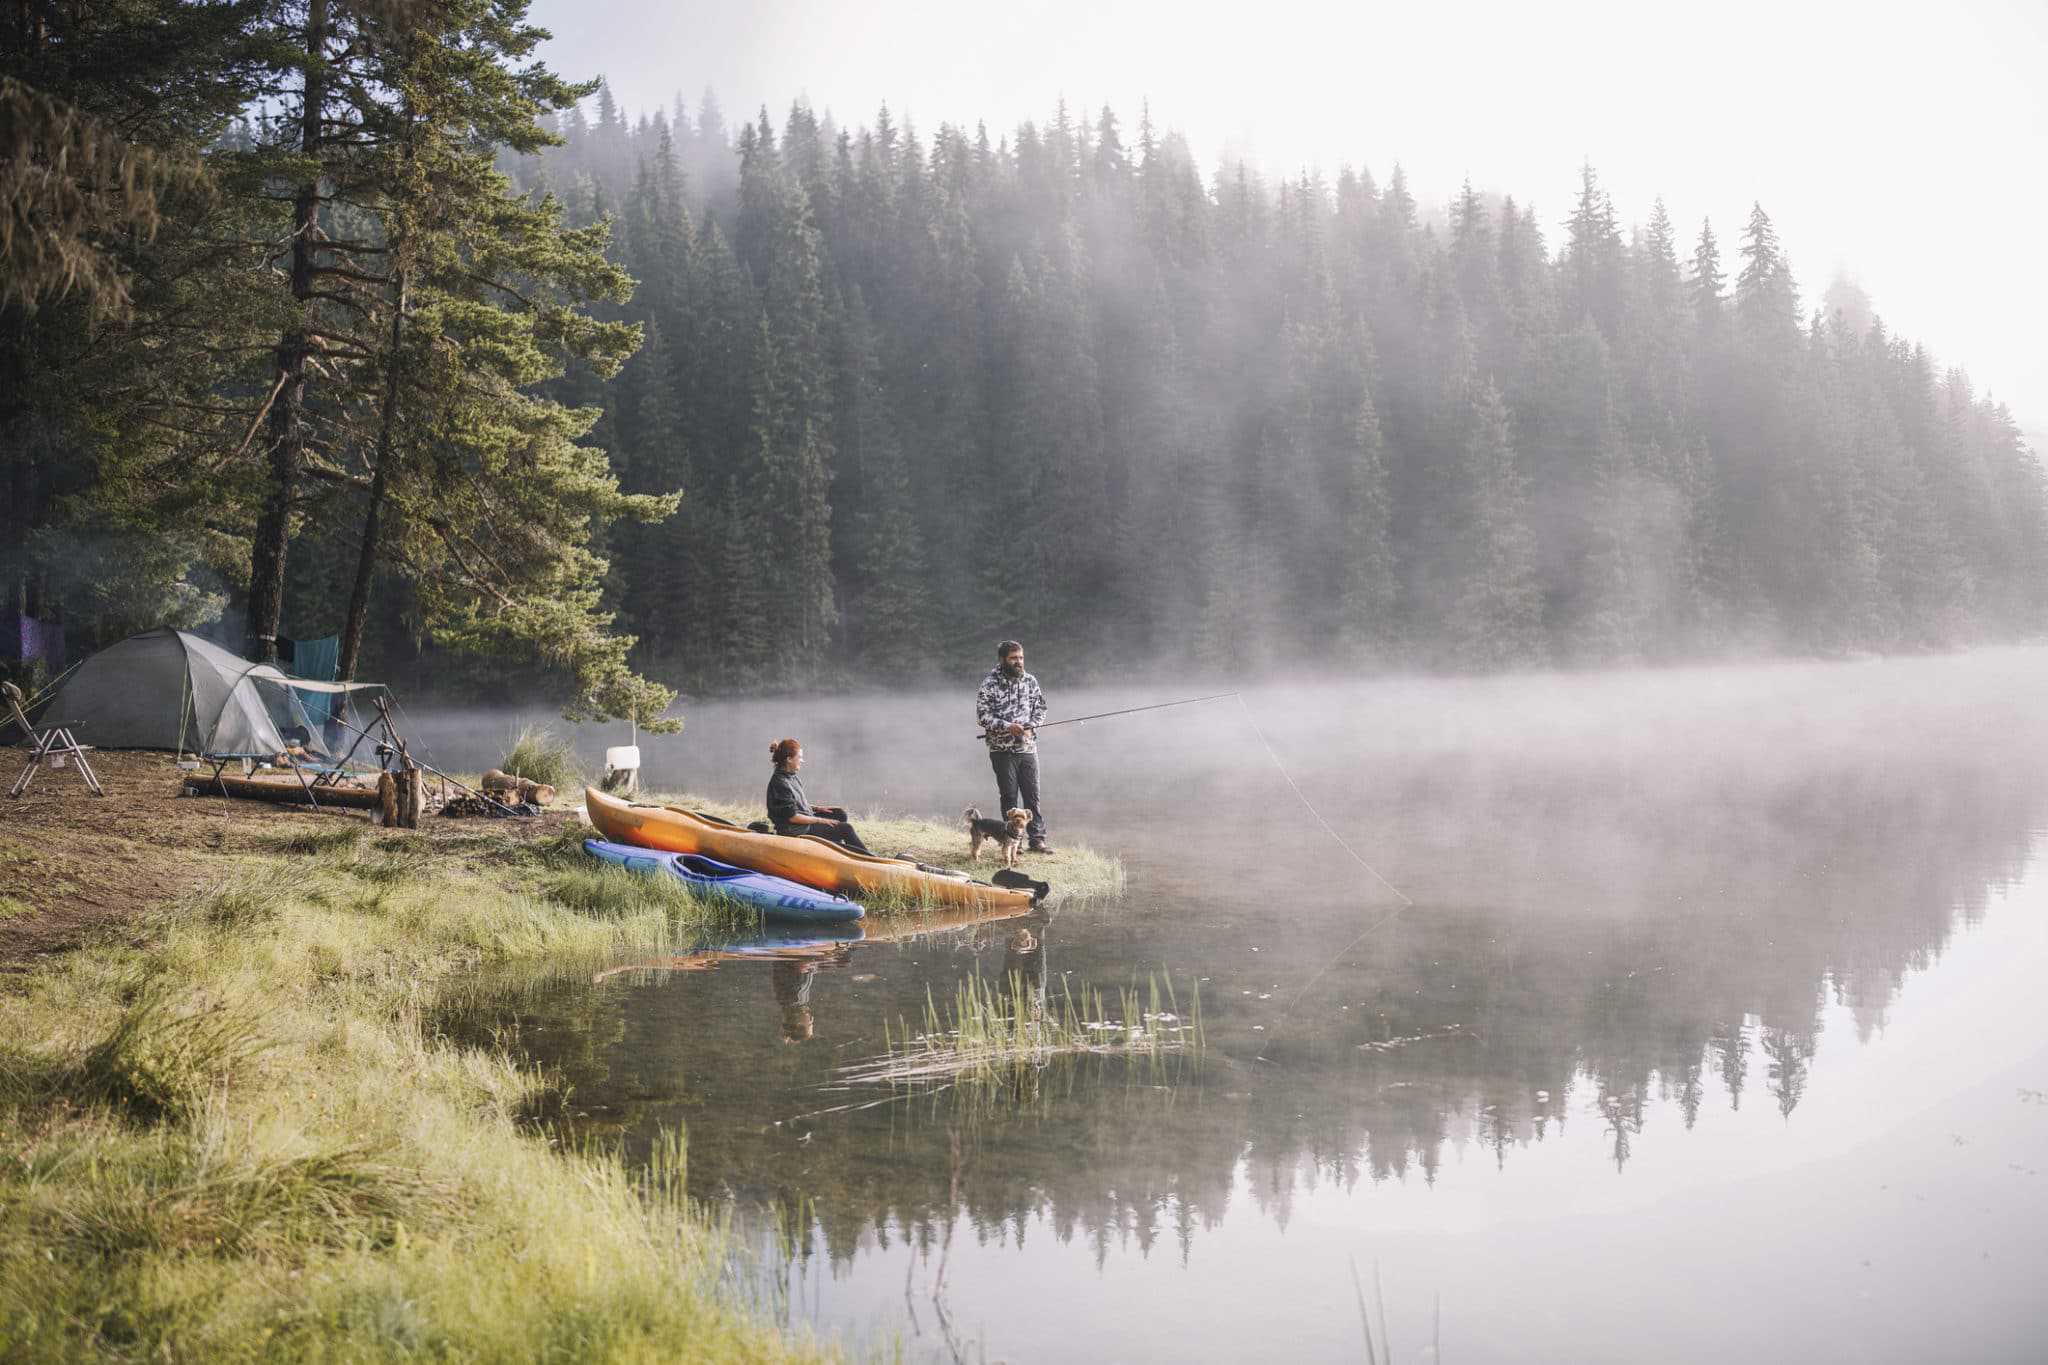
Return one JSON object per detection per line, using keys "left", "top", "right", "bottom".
{"left": 29, "top": 628, "right": 385, "bottom": 755}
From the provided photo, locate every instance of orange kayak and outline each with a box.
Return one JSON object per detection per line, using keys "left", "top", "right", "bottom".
{"left": 582, "top": 787, "right": 1037, "bottom": 912}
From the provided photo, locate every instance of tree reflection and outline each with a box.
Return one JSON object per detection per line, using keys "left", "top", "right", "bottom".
{"left": 448, "top": 686, "right": 2048, "bottom": 1269}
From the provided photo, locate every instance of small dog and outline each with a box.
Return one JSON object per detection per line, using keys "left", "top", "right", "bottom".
{"left": 963, "top": 806, "right": 1032, "bottom": 868}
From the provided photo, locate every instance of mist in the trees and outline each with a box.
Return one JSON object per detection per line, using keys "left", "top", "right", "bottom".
{"left": 521, "top": 89, "right": 2047, "bottom": 696}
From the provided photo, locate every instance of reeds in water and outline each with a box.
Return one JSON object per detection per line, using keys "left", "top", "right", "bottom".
{"left": 838, "top": 972, "right": 1201, "bottom": 1094}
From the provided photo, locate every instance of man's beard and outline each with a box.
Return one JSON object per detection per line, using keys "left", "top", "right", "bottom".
{"left": 1003, "top": 663, "right": 1023, "bottom": 677}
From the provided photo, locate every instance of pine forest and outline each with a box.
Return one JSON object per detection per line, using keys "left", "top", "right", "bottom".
{"left": 6, "top": 3, "right": 2044, "bottom": 710}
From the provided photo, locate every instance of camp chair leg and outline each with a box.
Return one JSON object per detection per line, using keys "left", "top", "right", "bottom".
{"left": 9, "top": 730, "right": 55, "bottom": 798}
{"left": 8, "top": 726, "right": 101, "bottom": 799}
{"left": 78, "top": 752, "right": 104, "bottom": 796}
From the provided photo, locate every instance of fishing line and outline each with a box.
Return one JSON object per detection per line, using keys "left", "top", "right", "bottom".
{"left": 1236, "top": 694, "right": 1411, "bottom": 909}
{"left": 969, "top": 690, "right": 1240, "bottom": 738}
{"left": 1235, "top": 692, "right": 1414, "bottom": 1061}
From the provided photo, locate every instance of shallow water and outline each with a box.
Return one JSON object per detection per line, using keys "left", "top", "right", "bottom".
{"left": 425, "top": 651, "right": 2048, "bottom": 1362}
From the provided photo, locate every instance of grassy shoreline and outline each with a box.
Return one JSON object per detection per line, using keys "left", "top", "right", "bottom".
{"left": 0, "top": 822, "right": 810, "bottom": 1361}
{"left": 0, "top": 766, "right": 1123, "bottom": 1359}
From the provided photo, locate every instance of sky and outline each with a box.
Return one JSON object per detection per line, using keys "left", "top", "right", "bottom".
{"left": 526, "top": 0, "right": 2048, "bottom": 428}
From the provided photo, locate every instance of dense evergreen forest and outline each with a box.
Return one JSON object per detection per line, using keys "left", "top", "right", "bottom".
{"left": 5, "top": 1, "right": 2044, "bottom": 708}
{"left": 531, "top": 90, "right": 2048, "bottom": 689}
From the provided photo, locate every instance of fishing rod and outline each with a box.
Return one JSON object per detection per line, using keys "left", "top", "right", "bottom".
{"left": 970, "top": 690, "right": 1240, "bottom": 738}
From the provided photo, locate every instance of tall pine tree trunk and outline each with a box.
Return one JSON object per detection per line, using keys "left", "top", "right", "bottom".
{"left": 245, "top": 0, "right": 326, "bottom": 664}
{"left": 2, "top": 328, "right": 29, "bottom": 620}
{"left": 338, "top": 269, "right": 404, "bottom": 683}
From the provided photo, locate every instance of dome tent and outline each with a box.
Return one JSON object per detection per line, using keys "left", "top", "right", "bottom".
{"left": 31, "top": 628, "right": 383, "bottom": 755}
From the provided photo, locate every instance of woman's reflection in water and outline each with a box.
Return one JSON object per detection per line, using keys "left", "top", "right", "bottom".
{"left": 773, "top": 958, "right": 821, "bottom": 1044}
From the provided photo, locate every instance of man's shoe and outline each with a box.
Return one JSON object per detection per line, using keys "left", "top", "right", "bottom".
{"left": 1028, "top": 842, "right": 1057, "bottom": 855}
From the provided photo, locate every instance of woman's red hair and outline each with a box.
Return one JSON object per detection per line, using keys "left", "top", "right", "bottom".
{"left": 769, "top": 737, "right": 801, "bottom": 764}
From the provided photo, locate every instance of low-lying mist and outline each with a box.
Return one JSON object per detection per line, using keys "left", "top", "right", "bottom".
{"left": 405, "top": 647, "right": 2048, "bottom": 920}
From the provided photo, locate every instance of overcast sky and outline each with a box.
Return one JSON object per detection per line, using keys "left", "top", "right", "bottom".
{"left": 527, "top": 0, "right": 2047, "bottom": 427}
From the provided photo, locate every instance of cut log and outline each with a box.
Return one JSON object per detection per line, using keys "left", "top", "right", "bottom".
{"left": 185, "top": 773, "right": 384, "bottom": 809}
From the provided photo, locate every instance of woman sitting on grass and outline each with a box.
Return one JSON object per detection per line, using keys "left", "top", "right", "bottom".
{"left": 766, "top": 738, "right": 873, "bottom": 854}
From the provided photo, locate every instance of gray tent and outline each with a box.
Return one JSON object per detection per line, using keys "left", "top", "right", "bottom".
{"left": 32, "top": 628, "right": 383, "bottom": 755}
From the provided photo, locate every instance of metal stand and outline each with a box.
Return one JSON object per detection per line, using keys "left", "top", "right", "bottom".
{"left": 4, "top": 681, "right": 104, "bottom": 798}
{"left": 318, "top": 696, "right": 518, "bottom": 817}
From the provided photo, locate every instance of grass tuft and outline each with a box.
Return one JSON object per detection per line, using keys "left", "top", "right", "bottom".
{"left": 260, "top": 825, "right": 371, "bottom": 858}
{"left": 500, "top": 725, "right": 582, "bottom": 789}
{"left": 546, "top": 862, "right": 699, "bottom": 918}
{"left": 543, "top": 864, "right": 758, "bottom": 942}
{"left": 65, "top": 983, "right": 267, "bottom": 1126}
{"left": 54, "top": 1141, "right": 449, "bottom": 1258}
{"left": 192, "top": 871, "right": 294, "bottom": 931}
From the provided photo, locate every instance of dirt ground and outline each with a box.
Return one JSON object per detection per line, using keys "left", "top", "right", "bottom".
{"left": 0, "top": 749, "right": 575, "bottom": 971}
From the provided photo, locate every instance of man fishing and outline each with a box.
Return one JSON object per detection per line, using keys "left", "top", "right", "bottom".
{"left": 976, "top": 640, "right": 1053, "bottom": 854}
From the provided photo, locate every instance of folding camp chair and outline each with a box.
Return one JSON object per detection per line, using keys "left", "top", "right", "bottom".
{"left": 4, "top": 680, "right": 104, "bottom": 798}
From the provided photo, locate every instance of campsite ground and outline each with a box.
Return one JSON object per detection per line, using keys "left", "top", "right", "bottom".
{"left": 0, "top": 750, "right": 573, "bottom": 967}
{"left": 0, "top": 752, "right": 1119, "bottom": 964}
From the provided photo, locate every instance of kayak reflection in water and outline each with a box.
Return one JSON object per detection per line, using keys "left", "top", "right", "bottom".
{"left": 766, "top": 738, "right": 874, "bottom": 854}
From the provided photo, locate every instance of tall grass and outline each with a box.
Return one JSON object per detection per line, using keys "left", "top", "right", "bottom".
{"left": 839, "top": 971, "right": 1201, "bottom": 1096}
{"left": 0, "top": 840, "right": 814, "bottom": 1361}
{"left": 500, "top": 724, "right": 583, "bottom": 788}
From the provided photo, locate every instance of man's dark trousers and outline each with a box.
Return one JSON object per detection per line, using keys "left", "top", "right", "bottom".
{"left": 989, "top": 751, "right": 1046, "bottom": 845}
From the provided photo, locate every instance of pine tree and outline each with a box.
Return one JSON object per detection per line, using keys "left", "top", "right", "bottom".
{"left": 1735, "top": 201, "right": 1797, "bottom": 345}
{"left": 1333, "top": 326, "right": 1398, "bottom": 654}
{"left": 1562, "top": 161, "right": 1623, "bottom": 334}
{"left": 611, "top": 319, "right": 688, "bottom": 659}
{"left": 1641, "top": 198, "right": 1684, "bottom": 330}
{"left": 1690, "top": 218, "right": 1725, "bottom": 328}
{"left": 1, "top": 2, "right": 272, "bottom": 644}
{"left": 1447, "top": 379, "right": 1544, "bottom": 668}
{"left": 1576, "top": 403, "right": 1673, "bottom": 662}
{"left": 1449, "top": 178, "right": 1504, "bottom": 360}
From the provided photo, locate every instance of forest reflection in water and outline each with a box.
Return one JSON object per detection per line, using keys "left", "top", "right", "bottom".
{"left": 434, "top": 652, "right": 2048, "bottom": 1359}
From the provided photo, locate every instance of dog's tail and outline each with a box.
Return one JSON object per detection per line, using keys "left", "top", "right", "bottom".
{"left": 962, "top": 805, "right": 982, "bottom": 825}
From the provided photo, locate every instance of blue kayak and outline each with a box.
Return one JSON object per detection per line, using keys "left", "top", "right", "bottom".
{"left": 584, "top": 839, "right": 866, "bottom": 924}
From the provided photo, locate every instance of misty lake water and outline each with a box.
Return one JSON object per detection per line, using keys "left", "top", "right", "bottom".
{"left": 421, "top": 651, "right": 2048, "bottom": 1362}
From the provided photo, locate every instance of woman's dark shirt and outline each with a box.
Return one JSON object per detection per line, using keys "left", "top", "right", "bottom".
{"left": 766, "top": 768, "right": 811, "bottom": 833}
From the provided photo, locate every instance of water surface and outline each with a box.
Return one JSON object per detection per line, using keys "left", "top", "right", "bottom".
{"left": 427, "top": 652, "right": 2048, "bottom": 1362}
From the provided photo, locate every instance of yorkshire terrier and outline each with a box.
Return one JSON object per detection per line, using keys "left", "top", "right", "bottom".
{"left": 963, "top": 806, "right": 1033, "bottom": 868}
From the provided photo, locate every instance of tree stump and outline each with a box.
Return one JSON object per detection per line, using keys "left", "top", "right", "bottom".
{"left": 396, "top": 765, "right": 422, "bottom": 829}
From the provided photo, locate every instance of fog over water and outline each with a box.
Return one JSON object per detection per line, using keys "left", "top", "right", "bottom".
{"left": 427, "top": 649, "right": 2048, "bottom": 1362}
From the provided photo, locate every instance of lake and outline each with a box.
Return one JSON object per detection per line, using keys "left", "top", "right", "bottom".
{"left": 421, "top": 650, "right": 2048, "bottom": 1362}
